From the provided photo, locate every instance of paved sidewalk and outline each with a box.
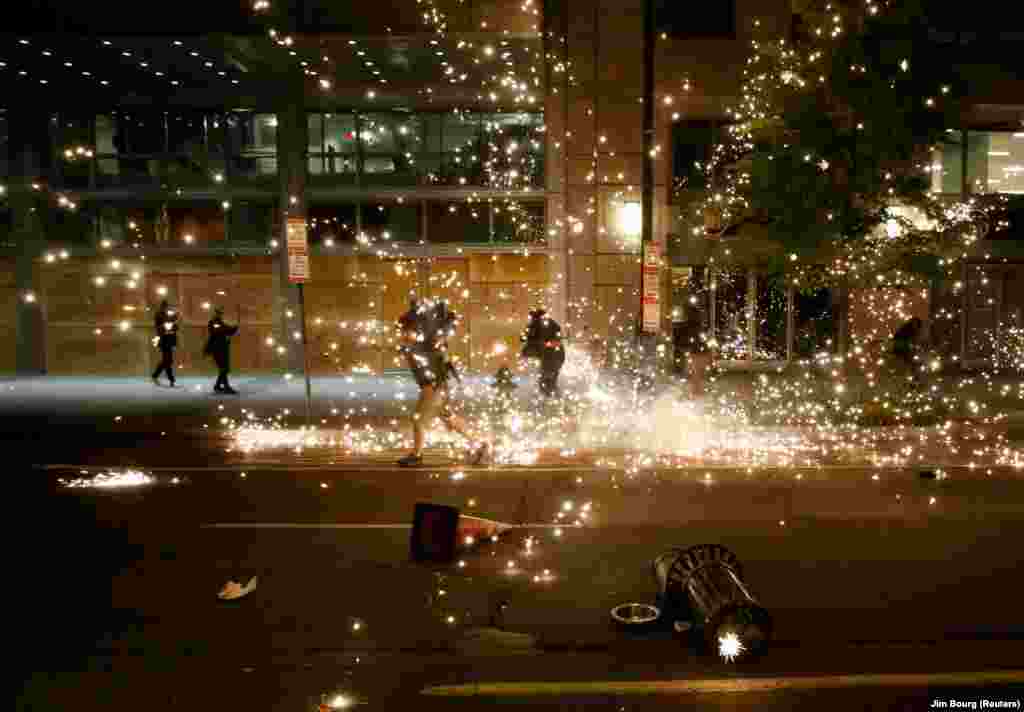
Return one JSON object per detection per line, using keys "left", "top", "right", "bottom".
{"left": 0, "top": 375, "right": 427, "bottom": 420}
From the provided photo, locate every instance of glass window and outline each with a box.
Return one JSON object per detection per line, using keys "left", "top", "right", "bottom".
{"left": 324, "top": 113, "right": 357, "bottom": 154}
{"left": 308, "top": 114, "right": 325, "bottom": 175}
{"left": 930, "top": 132, "right": 963, "bottom": 194}
{"left": 207, "top": 113, "right": 228, "bottom": 155}
{"left": 673, "top": 120, "right": 720, "bottom": 193}
{"left": 108, "top": 111, "right": 165, "bottom": 154}
{"left": 94, "top": 115, "right": 161, "bottom": 186}
{"left": 168, "top": 203, "right": 225, "bottom": 244}
{"left": 656, "top": 0, "right": 734, "bottom": 38}
{"left": 481, "top": 113, "right": 543, "bottom": 188}
{"left": 229, "top": 201, "right": 275, "bottom": 244}
{"left": 443, "top": 112, "right": 481, "bottom": 153}
{"left": 308, "top": 114, "right": 356, "bottom": 179}
{"left": 40, "top": 202, "right": 95, "bottom": 245}
{"left": 421, "top": 114, "right": 442, "bottom": 152}
{"left": 308, "top": 114, "right": 324, "bottom": 155}
{"left": 794, "top": 288, "right": 835, "bottom": 357}
{"left": 225, "top": 112, "right": 277, "bottom": 153}
{"left": 308, "top": 204, "right": 358, "bottom": 245}
{"left": 359, "top": 114, "right": 424, "bottom": 184}
{"left": 0, "top": 204, "right": 12, "bottom": 246}
{"left": 167, "top": 112, "right": 206, "bottom": 154}
{"left": 967, "top": 131, "right": 1024, "bottom": 195}
{"left": 429, "top": 202, "right": 490, "bottom": 243}
{"left": 117, "top": 204, "right": 160, "bottom": 245}
{"left": 59, "top": 114, "right": 92, "bottom": 149}
{"left": 0, "top": 113, "right": 8, "bottom": 177}
{"left": 493, "top": 201, "right": 544, "bottom": 243}
{"left": 58, "top": 114, "right": 94, "bottom": 189}
{"left": 755, "top": 275, "right": 786, "bottom": 360}
{"left": 252, "top": 113, "right": 278, "bottom": 150}
{"left": 226, "top": 113, "right": 277, "bottom": 179}
{"left": 363, "top": 201, "right": 420, "bottom": 242}
{"left": 359, "top": 113, "right": 399, "bottom": 154}
{"left": 95, "top": 114, "right": 116, "bottom": 154}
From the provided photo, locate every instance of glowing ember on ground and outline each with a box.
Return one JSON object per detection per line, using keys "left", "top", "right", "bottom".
{"left": 60, "top": 469, "right": 156, "bottom": 488}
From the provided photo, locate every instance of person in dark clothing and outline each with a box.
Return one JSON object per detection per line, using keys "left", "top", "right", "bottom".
{"left": 326, "top": 144, "right": 337, "bottom": 174}
{"left": 396, "top": 299, "right": 488, "bottom": 467}
{"left": 520, "top": 309, "right": 565, "bottom": 397}
{"left": 151, "top": 299, "right": 179, "bottom": 387}
{"left": 892, "top": 316, "right": 923, "bottom": 379}
{"left": 204, "top": 306, "right": 239, "bottom": 395}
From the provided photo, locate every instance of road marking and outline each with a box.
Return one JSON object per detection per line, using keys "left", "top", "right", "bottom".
{"left": 201, "top": 522, "right": 569, "bottom": 530}
{"left": 43, "top": 463, "right": 1001, "bottom": 473}
{"left": 204, "top": 523, "right": 412, "bottom": 529}
{"left": 421, "top": 670, "right": 1024, "bottom": 696}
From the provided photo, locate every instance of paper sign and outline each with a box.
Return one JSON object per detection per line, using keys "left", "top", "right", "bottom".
{"left": 287, "top": 217, "right": 309, "bottom": 284}
{"left": 642, "top": 240, "right": 661, "bottom": 333}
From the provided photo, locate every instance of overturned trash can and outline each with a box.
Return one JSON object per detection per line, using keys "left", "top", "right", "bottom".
{"left": 653, "top": 544, "right": 772, "bottom": 660}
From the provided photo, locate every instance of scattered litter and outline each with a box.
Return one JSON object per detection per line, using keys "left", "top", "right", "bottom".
{"left": 218, "top": 575, "right": 258, "bottom": 600}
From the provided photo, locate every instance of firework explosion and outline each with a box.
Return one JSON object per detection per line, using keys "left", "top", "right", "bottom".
{"left": 60, "top": 469, "right": 161, "bottom": 488}
{"left": 220, "top": 333, "right": 1022, "bottom": 474}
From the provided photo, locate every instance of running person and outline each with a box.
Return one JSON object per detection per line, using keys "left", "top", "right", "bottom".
{"left": 396, "top": 299, "right": 488, "bottom": 467}
{"left": 520, "top": 308, "right": 565, "bottom": 397}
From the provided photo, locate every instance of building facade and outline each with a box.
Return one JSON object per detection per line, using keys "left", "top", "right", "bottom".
{"left": 1, "top": 0, "right": 1021, "bottom": 377}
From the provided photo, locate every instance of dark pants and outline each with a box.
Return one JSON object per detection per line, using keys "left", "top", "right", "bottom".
{"left": 152, "top": 348, "right": 175, "bottom": 383}
{"left": 213, "top": 352, "right": 231, "bottom": 391}
{"left": 538, "top": 348, "right": 565, "bottom": 397}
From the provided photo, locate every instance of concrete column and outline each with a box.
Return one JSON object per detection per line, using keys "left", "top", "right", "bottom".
{"left": 9, "top": 112, "right": 52, "bottom": 375}
{"left": 747, "top": 269, "right": 757, "bottom": 363}
{"left": 274, "top": 84, "right": 308, "bottom": 375}
{"left": 836, "top": 279, "right": 849, "bottom": 356}
{"left": 14, "top": 192, "right": 47, "bottom": 375}
{"left": 960, "top": 261, "right": 969, "bottom": 365}
{"left": 786, "top": 284, "right": 795, "bottom": 363}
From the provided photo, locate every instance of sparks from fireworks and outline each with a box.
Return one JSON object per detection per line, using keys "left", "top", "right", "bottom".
{"left": 718, "top": 631, "right": 745, "bottom": 662}
{"left": 60, "top": 469, "right": 157, "bottom": 488}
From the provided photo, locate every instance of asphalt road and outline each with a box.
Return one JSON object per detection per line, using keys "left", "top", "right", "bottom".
{"left": 15, "top": 455, "right": 1024, "bottom": 710}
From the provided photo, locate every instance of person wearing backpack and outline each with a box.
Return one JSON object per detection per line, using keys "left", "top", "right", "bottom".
{"left": 396, "top": 299, "right": 489, "bottom": 467}
{"left": 520, "top": 308, "right": 565, "bottom": 397}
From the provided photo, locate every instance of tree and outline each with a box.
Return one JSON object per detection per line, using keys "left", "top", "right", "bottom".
{"left": 692, "top": 0, "right": 1012, "bottom": 285}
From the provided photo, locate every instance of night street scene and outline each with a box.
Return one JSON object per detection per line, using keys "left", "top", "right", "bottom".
{"left": 6, "top": 0, "right": 1024, "bottom": 709}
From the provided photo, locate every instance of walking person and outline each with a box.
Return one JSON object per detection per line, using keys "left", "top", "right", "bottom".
{"left": 396, "top": 299, "right": 488, "bottom": 467}
{"left": 204, "top": 306, "right": 239, "bottom": 395}
{"left": 326, "top": 144, "right": 337, "bottom": 175}
{"left": 151, "top": 299, "right": 179, "bottom": 387}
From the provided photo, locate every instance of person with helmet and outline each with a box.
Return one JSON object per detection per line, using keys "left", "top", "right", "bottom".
{"left": 151, "top": 299, "right": 179, "bottom": 387}
{"left": 396, "top": 299, "right": 489, "bottom": 467}
{"left": 520, "top": 308, "right": 566, "bottom": 397}
{"left": 203, "top": 306, "right": 239, "bottom": 395}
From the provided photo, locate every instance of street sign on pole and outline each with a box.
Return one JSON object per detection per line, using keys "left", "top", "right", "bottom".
{"left": 642, "top": 239, "right": 661, "bottom": 334}
{"left": 287, "top": 217, "right": 309, "bottom": 284}
{"left": 286, "top": 216, "right": 313, "bottom": 426}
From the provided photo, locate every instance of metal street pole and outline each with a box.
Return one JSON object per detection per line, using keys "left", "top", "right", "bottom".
{"left": 639, "top": 0, "right": 657, "bottom": 384}
{"left": 297, "top": 282, "right": 313, "bottom": 429}
{"left": 642, "top": 0, "right": 655, "bottom": 254}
